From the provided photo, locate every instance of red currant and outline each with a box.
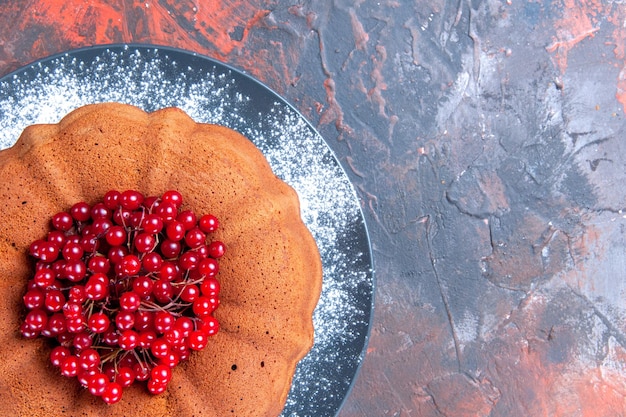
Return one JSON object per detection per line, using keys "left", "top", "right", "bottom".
{"left": 105, "top": 225, "right": 127, "bottom": 246}
{"left": 87, "top": 312, "right": 110, "bottom": 334}
{"left": 161, "top": 190, "right": 183, "bottom": 208}
{"left": 198, "top": 214, "right": 219, "bottom": 233}
{"left": 52, "top": 212, "right": 73, "bottom": 232}
{"left": 70, "top": 201, "right": 91, "bottom": 222}
{"left": 102, "top": 381, "right": 123, "bottom": 404}
{"left": 207, "top": 241, "right": 226, "bottom": 258}
{"left": 134, "top": 232, "right": 156, "bottom": 253}
{"left": 120, "top": 190, "right": 144, "bottom": 210}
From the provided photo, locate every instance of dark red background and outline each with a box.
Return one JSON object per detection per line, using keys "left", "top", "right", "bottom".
{"left": 2, "top": 1, "right": 626, "bottom": 415}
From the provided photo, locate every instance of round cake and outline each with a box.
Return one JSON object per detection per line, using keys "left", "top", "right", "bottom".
{"left": 0, "top": 103, "right": 323, "bottom": 416}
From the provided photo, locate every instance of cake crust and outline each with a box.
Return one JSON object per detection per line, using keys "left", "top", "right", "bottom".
{"left": 0, "top": 103, "right": 322, "bottom": 416}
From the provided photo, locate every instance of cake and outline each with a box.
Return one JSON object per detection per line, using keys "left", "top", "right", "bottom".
{"left": 0, "top": 103, "right": 323, "bottom": 416}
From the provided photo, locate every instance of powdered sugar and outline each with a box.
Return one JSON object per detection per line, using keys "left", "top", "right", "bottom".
{"left": 0, "top": 45, "right": 373, "bottom": 416}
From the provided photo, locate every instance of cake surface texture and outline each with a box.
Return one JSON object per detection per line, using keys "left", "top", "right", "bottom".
{"left": 0, "top": 102, "right": 323, "bottom": 416}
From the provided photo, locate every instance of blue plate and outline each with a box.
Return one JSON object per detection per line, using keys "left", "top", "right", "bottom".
{"left": 0, "top": 44, "right": 374, "bottom": 417}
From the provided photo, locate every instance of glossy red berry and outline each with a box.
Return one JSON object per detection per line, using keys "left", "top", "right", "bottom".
{"left": 105, "top": 225, "right": 127, "bottom": 246}
{"left": 101, "top": 381, "right": 123, "bottom": 404}
{"left": 207, "top": 241, "right": 226, "bottom": 258}
{"left": 70, "top": 201, "right": 92, "bottom": 222}
{"left": 198, "top": 214, "right": 219, "bottom": 233}
{"left": 120, "top": 190, "right": 144, "bottom": 210}
{"left": 52, "top": 212, "right": 74, "bottom": 232}
{"left": 134, "top": 232, "right": 156, "bottom": 253}
{"left": 102, "top": 190, "right": 121, "bottom": 209}
{"left": 162, "top": 190, "right": 183, "bottom": 208}
{"left": 184, "top": 228, "right": 206, "bottom": 249}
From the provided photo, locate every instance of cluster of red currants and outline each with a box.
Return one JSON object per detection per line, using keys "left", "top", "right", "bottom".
{"left": 21, "top": 189, "right": 224, "bottom": 404}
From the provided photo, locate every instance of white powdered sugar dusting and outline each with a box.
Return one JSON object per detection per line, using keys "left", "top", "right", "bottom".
{"left": 0, "top": 46, "right": 373, "bottom": 416}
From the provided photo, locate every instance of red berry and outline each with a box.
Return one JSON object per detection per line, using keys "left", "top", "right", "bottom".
{"left": 151, "top": 364, "right": 172, "bottom": 383}
{"left": 47, "top": 230, "right": 67, "bottom": 248}
{"left": 134, "top": 310, "right": 155, "bottom": 332}
{"left": 159, "top": 262, "right": 180, "bottom": 282}
{"left": 88, "top": 312, "right": 110, "bottom": 333}
{"left": 134, "top": 232, "right": 156, "bottom": 253}
{"left": 115, "top": 311, "right": 135, "bottom": 331}
{"left": 165, "top": 328, "right": 186, "bottom": 347}
{"left": 24, "top": 309, "right": 48, "bottom": 332}
{"left": 45, "top": 313, "right": 67, "bottom": 336}
{"left": 152, "top": 280, "right": 173, "bottom": 304}
{"left": 115, "top": 366, "right": 136, "bottom": 387}
{"left": 162, "top": 190, "right": 183, "bottom": 208}
{"left": 34, "top": 242, "right": 60, "bottom": 263}
{"left": 118, "top": 329, "right": 139, "bottom": 350}
{"left": 105, "top": 225, "right": 127, "bottom": 246}
{"left": 174, "top": 317, "right": 194, "bottom": 337}
{"left": 50, "top": 345, "right": 71, "bottom": 367}
{"left": 192, "top": 296, "right": 218, "bottom": 317}
{"left": 64, "top": 259, "right": 87, "bottom": 282}
{"left": 119, "top": 291, "right": 141, "bottom": 311}
{"left": 91, "top": 217, "right": 112, "bottom": 234}
{"left": 62, "top": 301, "right": 83, "bottom": 318}
{"left": 150, "top": 338, "right": 170, "bottom": 359}
{"left": 80, "top": 234, "right": 100, "bottom": 253}
{"left": 52, "top": 212, "right": 73, "bottom": 232}
{"left": 107, "top": 245, "right": 129, "bottom": 264}
{"left": 112, "top": 207, "right": 132, "bottom": 226}
{"left": 207, "top": 241, "right": 225, "bottom": 258}
{"left": 88, "top": 372, "right": 109, "bottom": 396}
{"left": 160, "top": 239, "right": 181, "bottom": 259}
{"left": 184, "top": 228, "right": 206, "bottom": 249}
{"left": 66, "top": 316, "right": 86, "bottom": 334}
{"left": 138, "top": 329, "right": 157, "bottom": 349}
{"left": 120, "top": 190, "right": 144, "bottom": 210}
{"left": 78, "top": 348, "right": 101, "bottom": 370}
{"left": 44, "top": 289, "right": 65, "bottom": 312}
{"left": 165, "top": 221, "right": 185, "bottom": 241}
{"left": 90, "top": 202, "right": 111, "bottom": 220}
{"left": 176, "top": 210, "right": 197, "bottom": 231}
{"left": 198, "top": 214, "right": 219, "bottom": 233}
{"left": 60, "top": 355, "right": 79, "bottom": 377}
{"left": 154, "top": 201, "right": 177, "bottom": 223}
{"left": 23, "top": 288, "right": 45, "bottom": 310}
{"left": 154, "top": 311, "right": 176, "bottom": 334}
{"left": 68, "top": 285, "right": 87, "bottom": 303}
{"left": 142, "top": 252, "right": 162, "bottom": 273}
{"left": 179, "top": 251, "right": 200, "bottom": 271}
{"left": 118, "top": 254, "right": 141, "bottom": 276}
{"left": 142, "top": 213, "right": 164, "bottom": 234}
{"left": 158, "top": 351, "right": 180, "bottom": 368}
{"left": 198, "top": 316, "right": 220, "bottom": 336}
{"left": 147, "top": 377, "right": 168, "bottom": 395}
{"left": 102, "top": 381, "right": 123, "bottom": 404}
{"left": 102, "top": 327, "right": 120, "bottom": 346}
{"left": 179, "top": 284, "right": 200, "bottom": 303}
{"left": 87, "top": 255, "right": 110, "bottom": 274}
{"left": 188, "top": 330, "right": 208, "bottom": 351}
{"left": 85, "top": 273, "right": 109, "bottom": 300}
{"left": 132, "top": 276, "right": 154, "bottom": 299}
{"left": 133, "top": 362, "right": 151, "bottom": 381}
{"left": 198, "top": 258, "right": 219, "bottom": 278}
{"left": 70, "top": 201, "right": 91, "bottom": 222}
{"left": 34, "top": 268, "right": 55, "bottom": 288}
{"left": 103, "top": 190, "right": 122, "bottom": 209}
{"left": 200, "top": 277, "right": 220, "bottom": 296}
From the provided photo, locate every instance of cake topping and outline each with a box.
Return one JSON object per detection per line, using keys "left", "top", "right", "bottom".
{"left": 20, "top": 189, "right": 224, "bottom": 404}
